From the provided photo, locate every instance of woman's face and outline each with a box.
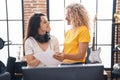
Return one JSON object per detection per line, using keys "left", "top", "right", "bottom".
{"left": 38, "top": 16, "right": 50, "bottom": 35}
{"left": 65, "top": 10, "right": 71, "bottom": 25}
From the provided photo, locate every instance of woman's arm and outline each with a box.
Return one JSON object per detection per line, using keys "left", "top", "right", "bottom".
{"left": 24, "top": 38, "right": 40, "bottom": 67}
{"left": 64, "top": 42, "right": 88, "bottom": 60}
{"left": 26, "top": 54, "right": 40, "bottom": 67}
{"left": 53, "top": 42, "right": 89, "bottom": 61}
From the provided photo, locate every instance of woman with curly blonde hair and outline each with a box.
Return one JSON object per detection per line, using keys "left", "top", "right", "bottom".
{"left": 53, "top": 3, "right": 90, "bottom": 65}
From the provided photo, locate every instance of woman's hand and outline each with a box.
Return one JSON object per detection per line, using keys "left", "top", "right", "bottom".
{"left": 53, "top": 52, "right": 64, "bottom": 62}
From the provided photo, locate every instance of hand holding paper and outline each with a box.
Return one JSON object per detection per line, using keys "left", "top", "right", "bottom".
{"left": 53, "top": 53, "right": 64, "bottom": 62}
{"left": 34, "top": 50, "right": 61, "bottom": 66}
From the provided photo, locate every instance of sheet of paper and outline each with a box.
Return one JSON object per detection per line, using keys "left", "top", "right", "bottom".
{"left": 34, "top": 50, "right": 61, "bottom": 67}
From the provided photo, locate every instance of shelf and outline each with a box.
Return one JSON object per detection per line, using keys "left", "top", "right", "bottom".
{"left": 111, "top": 22, "right": 120, "bottom": 80}
{"left": 113, "top": 22, "right": 120, "bottom": 25}
{"left": 113, "top": 49, "right": 120, "bottom": 52}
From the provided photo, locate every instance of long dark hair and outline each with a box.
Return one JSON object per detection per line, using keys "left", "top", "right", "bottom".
{"left": 26, "top": 13, "right": 45, "bottom": 39}
{"left": 23, "top": 13, "right": 45, "bottom": 56}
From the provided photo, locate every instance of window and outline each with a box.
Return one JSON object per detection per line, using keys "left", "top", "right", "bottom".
{"left": 0, "top": 0, "right": 24, "bottom": 65}
{"left": 48, "top": 0, "right": 113, "bottom": 69}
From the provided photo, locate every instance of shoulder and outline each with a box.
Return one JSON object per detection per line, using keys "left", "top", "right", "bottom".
{"left": 25, "top": 37, "right": 36, "bottom": 44}
{"left": 25, "top": 37, "right": 35, "bottom": 41}
{"left": 77, "top": 26, "right": 90, "bottom": 34}
{"left": 50, "top": 35, "right": 59, "bottom": 45}
{"left": 50, "top": 35, "right": 58, "bottom": 41}
{"left": 78, "top": 26, "right": 88, "bottom": 31}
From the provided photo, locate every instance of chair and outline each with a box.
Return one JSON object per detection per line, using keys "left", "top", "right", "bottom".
{"left": 0, "top": 60, "right": 10, "bottom": 80}
{"left": 6, "top": 57, "right": 27, "bottom": 80}
{"left": 0, "top": 60, "right": 6, "bottom": 74}
{"left": 6, "top": 57, "right": 16, "bottom": 80}
{"left": 14, "top": 61, "right": 27, "bottom": 80}
{"left": 0, "top": 72, "right": 11, "bottom": 80}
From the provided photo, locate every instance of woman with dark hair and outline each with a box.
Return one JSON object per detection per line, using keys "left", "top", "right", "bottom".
{"left": 24, "top": 13, "right": 60, "bottom": 67}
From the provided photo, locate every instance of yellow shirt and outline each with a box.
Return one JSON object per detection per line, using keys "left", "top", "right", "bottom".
{"left": 63, "top": 26, "right": 90, "bottom": 63}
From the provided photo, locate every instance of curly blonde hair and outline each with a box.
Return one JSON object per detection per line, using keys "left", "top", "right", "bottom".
{"left": 66, "top": 3, "right": 90, "bottom": 28}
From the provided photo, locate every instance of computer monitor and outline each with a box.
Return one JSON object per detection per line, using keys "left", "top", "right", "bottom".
{"left": 22, "top": 64, "right": 104, "bottom": 80}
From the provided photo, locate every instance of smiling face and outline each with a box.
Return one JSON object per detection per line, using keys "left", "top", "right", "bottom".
{"left": 38, "top": 16, "right": 50, "bottom": 35}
